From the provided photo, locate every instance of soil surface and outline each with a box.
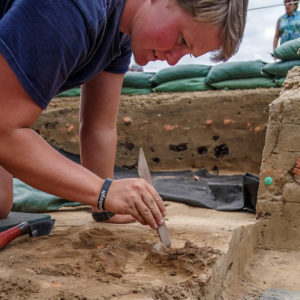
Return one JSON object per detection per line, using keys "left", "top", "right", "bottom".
{"left": 223, "top": 249, "right": 300, "bottom": 299}
{"left": 1, "top": 205, "right": 299, "bottom": 300}
{"left": 0, "top": 203, "right": 256, "bottom": 300}
{"left": 3, "top": 86, "right": 300, "bottom": 299}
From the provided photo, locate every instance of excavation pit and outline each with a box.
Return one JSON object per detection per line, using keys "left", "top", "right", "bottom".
{"left": 1, "top": 69, "right": 300, "bottom": 299}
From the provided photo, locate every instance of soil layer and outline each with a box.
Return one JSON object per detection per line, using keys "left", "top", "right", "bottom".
{"left": 0, "top": 203, "right": 256, "bottom": 300}
{"left": 32, "top": 89, "right": 280, "bottom": 174}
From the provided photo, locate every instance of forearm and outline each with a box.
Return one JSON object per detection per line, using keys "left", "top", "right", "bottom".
{"left": 80, "top": 126, "right": 117, "bottom": 178}
{"left": 0, "top": 56, "right": 165, "bottom": 228}
{"left": 80, "top": 71, "right": 123, "bottom": 180}
{"left": 273, "top": 21, "right": 280, "bottom": 52}
{"left": 0, "top": 127, "right": 102, "bottom": 206}
{"left": 273, "top": 37, "right": 279, "bottom": 52}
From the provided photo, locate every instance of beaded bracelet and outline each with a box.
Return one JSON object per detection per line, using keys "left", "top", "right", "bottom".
{"left": 97, "top": 178, "right": 113, "bottom": 210}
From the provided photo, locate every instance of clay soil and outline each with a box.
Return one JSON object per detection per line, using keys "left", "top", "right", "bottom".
{"left": 224, "top": 249, "right": 300, "bottom": 299}
{"left": 32, "top": 89, "right": 281, "bottom": 174}
{"left": 1, "top": 88, "right": 299, "bottom": 299}
{"left": 0, "top": 204, "right": 256, "bottom": 300}
{"left": 0, "top": 205, "right": 299, "bottom": 300}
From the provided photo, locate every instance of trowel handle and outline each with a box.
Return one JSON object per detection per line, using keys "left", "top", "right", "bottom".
{"left": 0, "top": 222, "right": 30, "bottom": 248}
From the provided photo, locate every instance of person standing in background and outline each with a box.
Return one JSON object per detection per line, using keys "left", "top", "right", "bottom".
{"left": 129, "top": 57, "right": 144, "bottom": 72}
{"left": 129, "top": 64, "right": 144, "bottom": 72}
{"left": 273, "top": 0, "right": 300, "bottom": 51}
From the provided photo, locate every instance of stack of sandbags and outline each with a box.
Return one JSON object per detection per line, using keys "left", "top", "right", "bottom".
{"left": 121, "top": 72, "right": 154, "bottom": 94}
{"left": 263, "top": 38, "right": 300, "bottom": 87}
{"left": 56, "top": 72, "right": 155, "bottom": 97}
{"left": 151, "top": 64, "right": 212, "bottom": 92}
{"left": 55, "top": 58, "right": 286, "bottom": 98}
{"left": 204, "top": 60, "right": 276, "bottom": 90}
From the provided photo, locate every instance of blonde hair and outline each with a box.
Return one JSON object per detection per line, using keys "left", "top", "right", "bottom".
{"left": 176, "top": 0, "right": 249, "bottom": 61}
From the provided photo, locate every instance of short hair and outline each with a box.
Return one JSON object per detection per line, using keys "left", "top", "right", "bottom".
{"left": 284, "top": 0, "right": 299, "bottom": 9}
{"left": 176, "top": 0, "right": 249, "bottom": 62}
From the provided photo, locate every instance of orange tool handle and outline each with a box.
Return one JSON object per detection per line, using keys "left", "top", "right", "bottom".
{"left": 0, "top": 222, "right": 30, "bottom": 248}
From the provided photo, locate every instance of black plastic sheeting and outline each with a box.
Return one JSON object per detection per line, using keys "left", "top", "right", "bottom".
{"left": 55, "top": 147, "right": 259, "bottom": 213}
{"left": 114, "top": 168, "right": 258, "bottom": 213}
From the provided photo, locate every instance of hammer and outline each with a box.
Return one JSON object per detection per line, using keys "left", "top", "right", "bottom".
{"left": 0, "top": 219, "right": 55, "bottom": 248}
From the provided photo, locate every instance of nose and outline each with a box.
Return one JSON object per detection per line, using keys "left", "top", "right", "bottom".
{"left": 165, "top": 47, "right": 188, "bottom": 65}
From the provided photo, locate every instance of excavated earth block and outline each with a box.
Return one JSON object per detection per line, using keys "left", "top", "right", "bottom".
{"left": 32, "top": 88, "right": 280, "bottom": 174}
{"left": 20, "top": 76, "right": 300, "bottom": 298}
{"left": 257, "top": 67, "right": 300, "bottom": 250}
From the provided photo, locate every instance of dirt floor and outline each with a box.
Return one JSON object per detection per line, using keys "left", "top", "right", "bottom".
{"left": 0, "top": 203, "right": 257, "bottom": 300}
{"left": 1, "top": 205, "right": 299, "bottom": 300}
{"left": 224, "top": 249, "right": 300, "bottom": 299}
{"left": 2, "top": 87, "right": 300, "bottom": 299}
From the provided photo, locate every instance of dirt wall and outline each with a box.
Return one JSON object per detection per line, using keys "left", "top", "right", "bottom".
{"left": 33, "top": 88, "right": 280, "bottom": 174}
{"left": 257, "top": 67, "right": 300, "bottom": 250}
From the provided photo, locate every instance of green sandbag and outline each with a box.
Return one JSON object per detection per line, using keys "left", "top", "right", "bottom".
{"left": 122, "top": 72, "right": 154, "bottom": 88}
{"left": 205, "top": 60, "right": 269, "bottom": 84}
{"left": 56, "top": 87, "right": 81, "bottom": 97}
{"left": 274, "top": 77, "right": 286, "bottom": 87}
{"left": 263, "top": 60, "right": 300, "bottom": 77}
{"left": 273, "top": 38, "right": 300, "bottom": 61}
{"left": 210, "top": 77, "right": 277, "bottom": 90}
{"left": 150, "top": 64, "right": 212, "bottom": 85}
{"left": 121, "top": 87, "right": 153, "bottom": 95}
{"left": 12, "top": 178, "right": 82, "bottom": 213}
{"left": 153, "top": 77, "right": 212, "bottom": 92}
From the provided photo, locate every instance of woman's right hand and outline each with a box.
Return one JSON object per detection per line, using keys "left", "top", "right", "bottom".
{"left": 103, "top": 178, "right": 166, "bottom": 230}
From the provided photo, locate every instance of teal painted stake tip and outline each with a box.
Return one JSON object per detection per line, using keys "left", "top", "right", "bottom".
{"left": 264, "top": 177, "right": 273, "bottom": 186}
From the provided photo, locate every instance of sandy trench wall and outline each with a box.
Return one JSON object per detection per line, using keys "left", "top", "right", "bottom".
{"left": 257, "top": 67, "right": 300, "bottom": 251}
{"left": 32, "top": 88, "right": 280, "bottom": 175}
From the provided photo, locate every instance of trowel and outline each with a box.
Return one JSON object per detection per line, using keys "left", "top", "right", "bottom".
{"left": 138, "top": 147, "right": 171, "bottom": 248}
{"left": 0, "top": 219, "right": 55, "bottom": 248}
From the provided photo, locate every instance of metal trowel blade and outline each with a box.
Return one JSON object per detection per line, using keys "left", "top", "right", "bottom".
{"left": 157, "top": 224, "right": 171, "bottom": 248}
{"left": 138, "top": 147, "right": 171, "bottom": 248}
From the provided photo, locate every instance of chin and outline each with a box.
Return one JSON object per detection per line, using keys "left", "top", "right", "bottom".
{"left": 134, "top": 57, "right": 148, "bottom": 66}
{"left": 131, "top": 50, "right": 146, "bottom": 66}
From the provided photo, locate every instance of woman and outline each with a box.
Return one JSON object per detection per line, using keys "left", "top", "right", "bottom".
{"left": 273, "top": 0, "right": 300, "bottom": 51}
{"left": 0, "top": 0, "right": 248, "bottom": 228}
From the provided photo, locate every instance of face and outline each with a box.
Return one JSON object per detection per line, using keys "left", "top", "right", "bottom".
{"left": 127, "top": 0, "right": 222, "bottom": 66}
{"left": 285, "top": 0, "right": 297, "bottom": 15}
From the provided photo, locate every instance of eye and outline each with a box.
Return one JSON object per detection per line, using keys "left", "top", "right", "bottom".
{"left": 180, "top": 34, "right": 188, "bottom": 48}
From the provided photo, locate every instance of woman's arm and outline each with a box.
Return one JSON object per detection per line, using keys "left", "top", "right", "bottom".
{"left": 0, "top": 53, "right": 165, "bottom": 229}
{"left": 80, "top": 71, "right": 122, "bottom": 180}
{"left": 80, "top": 71, "right": 166, "bottom": 228}
{"left": 273, "top": 19, "right": 280, "bottom": 52}
{"left": 0, "top": 54, "right": 102, "bottom": 206}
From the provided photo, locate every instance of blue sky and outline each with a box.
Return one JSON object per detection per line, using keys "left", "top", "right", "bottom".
{"left": 137, "top": 0, "right": 285, "bottom": 72}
